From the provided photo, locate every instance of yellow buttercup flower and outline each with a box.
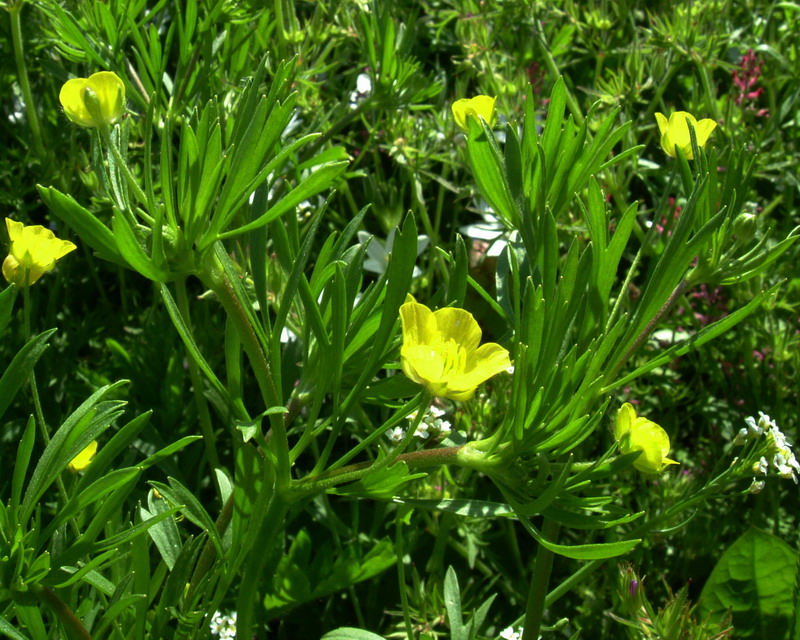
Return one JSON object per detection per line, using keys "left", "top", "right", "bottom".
{"left": 615, "top": 403, "right": 679, "bottom": 474}
{"left": 59, "top": 71, "right": 125, "bottom": 128}
{"left": 3, "top": 218, "right": 77, "bottom": 286}
{"left": 399, "top": 295, "right": 511, "bottom": 401}
{"left": 68, "top": 441, "right": 98, "bottom": 472}
{"left": 452, "top": 95, "right": 497, "bottom": 132}
{"left": 655, "top": 111, "right": 717, "bottom": 159}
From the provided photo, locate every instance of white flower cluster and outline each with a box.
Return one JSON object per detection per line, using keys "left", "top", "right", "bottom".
{"left": 499, "top": 626, "right": 524, "bottom": 640}
{"left": 210, "top": 610, "right": 237, "bottom": 638}
{"left": 388, "top": 407, "right": 452, "bottom": 444}
{"left": 735, "top": 412, "right": 799, "bottom": 493}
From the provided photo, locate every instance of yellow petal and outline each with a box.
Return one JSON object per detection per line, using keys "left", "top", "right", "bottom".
{"left": 59, "top": 78, "right": 95, "bottom": 127}
{"left": 401, "top": 343, "right": 445, "bottom": 387}
{"left": 660, "top": 131, "right": 678, "bottom": 158}
{"left": 694, "top": 119, "right": 718, "bottom": 146}
{"left": 668, "top": 112, "right": 695, "bottom": 153}
{"left": 654, "top": 112, "right": 669, "bottom": 136}
{"left": 400, "top": 298, "right": 438, "bottom": 349}
{"left": 86, "top": 71, "right": 125, "bottom": 125}
{"left": 628, "top": 420, "right": 673, "bottom": 473}
{"left": 447, "top": 342, "right": 511, "bottom": 394}
{"left": 5, "top": 218, "right": 24, "bottom": 242}
{"left": 452, "top": 99, "right": 471, "bottom": 132}
{"left": 614, "top": 403, "right": 636, "bottom": 441}
{"left": 452, "top": 95, "right": 496, "bottom": 132}
{"left": 432, "top": 307, "right": 482, "bottom": 354}
{"left": 2, "top": 254, "right": 20, "bottom": 285}
{"left": 68, "top": 440, "right": 98, "bottom": 472}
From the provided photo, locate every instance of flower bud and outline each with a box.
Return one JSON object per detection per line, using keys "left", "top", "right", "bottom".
{"left": 732, "top": 212, "right": 757, "bottom": 245}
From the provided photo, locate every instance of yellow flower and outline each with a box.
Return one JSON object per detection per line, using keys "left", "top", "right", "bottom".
{"left": 615, "top": 403, "right": 679, "bottom": 474}
{"left": 3, "top": 218, "right": 77, "bottom": 286}
{"left": 399, "top": 295, "right": 511, "bottom": 401}
{"left": 655, "top": 111, "right": 717, "bottom": 159}
{"left": 451, "top": 95, "right": 497, "bottom": 132}
{"left": 59, "top": 71, "right": 125, "bottom": 128}
{"left": 68, "top": 441, "right": 98, "bottom": 472}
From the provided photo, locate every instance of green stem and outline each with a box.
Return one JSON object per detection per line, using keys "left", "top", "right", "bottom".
{"left": 9, "top": 1, "right": 46, "bottom": 161}
{"left": 396, "top": 509, "right": 414, "bottom": 640}
{"left": 294, "top": 445, "right": 474, "bottom": 500}
{"left": 203, "top": 252, "right": 291, "bottom": 492}
{"left": 234, "top": 493, "right": 289, "bottom": 639}
{"left": 184, "top": 492, "right": 234, "bottom": 607}
{"left": 98, "top": 124, "right": 154, "bottom": 224}
{"left": 174, "top": 277, "right": 220, "bottom": 470}
{"left": 522, "top": 518, "right": 559, "bottom": 640}
{"left": 36, "top": 586, "right": 92, "bottom": 640}
{"left": 603, "top": 279, "right": 691, "bottom": 391}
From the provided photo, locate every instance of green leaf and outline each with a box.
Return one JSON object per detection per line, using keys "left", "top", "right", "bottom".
{"left": 0, "top": 284, "right": 16, "bottom": 336}
{"left": 40, "top": 468, "right": 140, "bottom": 542}
{"left": 466, "top": 116, "right": 519, "bottom": 225}
{"left": 0, "top": 615, "right": 30, "bottom": 640}
{"left": 37, "top": 186, "right": 123, "bottom": 264}
{"left": 11, "top": 417, "right": 35, "bottom": 513}
{"left": 0, "top": 330, "right": 55, "bottom": 423}
{"left": 321, "top": 629, "right": 385, "bottom": 640}
{"left": 603, "top": 282, "right": 782, "bottom": 392}
{"left": 141, "top": 490, "right": 182, "bottom": 571}
{"left": 21, "top": 381, "right": 128, "bottom": 526}
{"left": 389, "top": 498, "right": 514, "bottom": 518}
{"left": 444, "top": 566, "right": 465, "bottom": 640}
{"left": 149, "top": 477, "right": 224, "bottom": 560}
{"left": 331, "top": 461, "right": 426, "bottom": 500}
{"left": 700, "top": 528, "right": 798, "bottom": 638}
{"left": 75, "top": 411, "right": 152, "bottom": 492}
{"left": 112, "top": 213, "right": 169, "bottom": 282}
{"left": 160, "top": 283, "right": 228, "bottom": 399}
{"left": 219, "top": 160, "right": 348, "bottom": 239}
{"left": 265, "top": 531, "right": 396, "bottom": 620}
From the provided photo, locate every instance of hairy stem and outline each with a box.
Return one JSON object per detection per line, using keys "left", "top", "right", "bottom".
{"left": 37, "top": 586, "right": 92, "bottom": 640}
{"left": 174, "top": 277, "right": 220, "bottom": 470}
{"left": 522, "top": 518, "right": 560, "bottom": 640}
{"left": 9, "top": 2, "right": 46, "bottom": 161}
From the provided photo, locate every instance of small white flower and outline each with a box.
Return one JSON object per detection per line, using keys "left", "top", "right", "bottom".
{"left": 429, "top": 406, "right": 446, "bottom": 420}
{"left": 414, "top": 423, "right": 431, "bottom": 439}
{"left": 767, "top": 425, "right": 790, "bottom": 453}
{"left": 499, "top": 627, "right": 520, "bottom": 640}
{"left": 349, "top": 72, "right": 372, "bottom": 109}
{"left": 773, "top": 451, "right": 800, "bottom": 482}
{"left": 735, "top": 415, "right": 763, "bottom": 444}
{"left": 753, "top": 456, "right": 768, "bottom": 476}
{"left": 389, "top": 426, "right": 406, "bottom": 444}
{"left": 757, "top": 411, "right": 778, "bottom": 431}
{"left": 436, "top": 419, "right": 452, "bottom": 435}
{"left": 748, "top": 479, "right": 766, "bottom": 494}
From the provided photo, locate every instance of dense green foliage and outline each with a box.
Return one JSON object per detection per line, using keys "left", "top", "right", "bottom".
{"left": 1, "top": 1, "right": 799, "bottom": 638}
